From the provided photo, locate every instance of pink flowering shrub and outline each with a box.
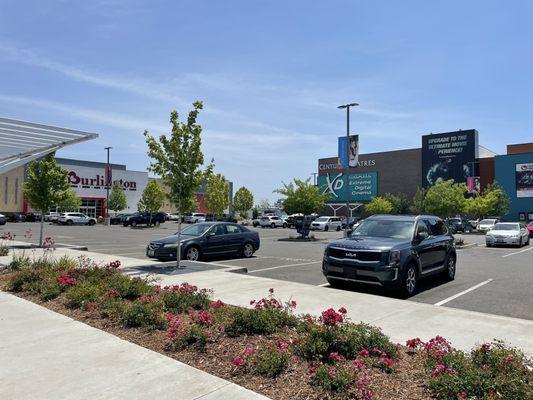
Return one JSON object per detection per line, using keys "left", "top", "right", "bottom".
{"left": 224, "top": 289, "right": 298, "bottom": 337}
{"left": 309, "top": 357, "right": 373, "bottom": 400}
{"left": 407, "top": 337, "right": 533, "bottom": 399}
{"left": 296, "top": 308, "right": 397, "bottom": 364}
{"left": 166, "top": 313, "right": 208, "bottom": 350}
{"left": 233, "top": 339, "right": 293, "bottom": 378}
{"left": 161, "top": 283, "right": 212, "bottom": 314}
{"left": 57, "top": 274, "right": 77, "bottom": 286}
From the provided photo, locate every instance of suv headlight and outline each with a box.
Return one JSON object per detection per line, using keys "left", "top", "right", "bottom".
{"left": 388, "top": 250, "right": 401, "bottom": 267}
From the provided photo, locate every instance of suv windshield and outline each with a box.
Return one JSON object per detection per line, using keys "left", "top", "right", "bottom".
{"left": 480, "top": 219, "right": 496, "bottom": 225}
{"left": 315, "top": 217, "right": 328, "bottom": 222}
{"left": 179, "top": 223, "right": 211, "bottom": 236}
{"left": 351, "top": 219, "right": 414, "bottom": 240}
{"left": 493, "top": 223, "right": 519, "bottom": 231}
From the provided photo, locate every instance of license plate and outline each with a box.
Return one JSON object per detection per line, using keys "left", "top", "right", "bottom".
{"left": 496, "top": 239, "right": 504, "bottom": 243}
{"left": 148, "top": 250, "right": 155, "bottom": 257}
{"left": 329, "top": 266, "right": 344, "bottom": 273}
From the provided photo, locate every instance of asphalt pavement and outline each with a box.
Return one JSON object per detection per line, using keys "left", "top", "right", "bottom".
{"left": 2, "top": 221, "right": 532, "bottom": 320}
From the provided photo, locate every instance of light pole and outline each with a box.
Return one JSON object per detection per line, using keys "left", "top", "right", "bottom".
{"left": 104, "top": 147, "right": 112, "bottom": 225}
{"left": 337, "top": 103, "right": 358, "bottom": 238}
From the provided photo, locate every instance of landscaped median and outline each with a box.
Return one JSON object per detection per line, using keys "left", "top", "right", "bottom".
{"left": 1, "top": 255, "right": 532, "bottom": 400}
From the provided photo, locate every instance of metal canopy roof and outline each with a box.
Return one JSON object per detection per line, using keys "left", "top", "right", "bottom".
{"left": 0, "top": 117, "right": 98, "bottom": 174}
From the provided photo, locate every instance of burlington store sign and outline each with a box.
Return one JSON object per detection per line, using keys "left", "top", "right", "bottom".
{"left": 58, "top": 162, "right": 148, "bottom": 210}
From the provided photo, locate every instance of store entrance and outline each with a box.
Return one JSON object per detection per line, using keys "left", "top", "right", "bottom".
{"left": 80, "top": 198, "right": 103, "bottom": 218}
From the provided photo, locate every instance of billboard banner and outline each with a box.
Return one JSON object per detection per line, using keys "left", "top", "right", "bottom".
{"left": 466, "top": 176, "right": 481, "bottom": 193}
{"left": 318, "top": 171, "right": 377, "bottom": 202}
{"left": 516, "top": 163, "right": 533, "bottom": 198}
{"left": 338, "top": 135, "right": 359, "bottom": 169}
{"left": 422, "top": 130, "right": 478, "bottom": 187}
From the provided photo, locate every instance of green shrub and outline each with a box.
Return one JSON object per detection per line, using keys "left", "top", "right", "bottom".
{"left": 9, "top": 253, "right": 32, "bottom": 270}
{"left": 38, "top": 281, "right": 62, "bottom": 301}
{"left": 0, "top": 247, "right": 8, "bottom": 256}
{"left": 7, "top": 268, "right": 41, "bottom": 292}
{"left": 310, "top": 361, "right": 372, "bottom": 399}
{"left": 54, "top": 255, "right": 78, "bottom": 271}
{"left": 168, "top": 325, "right": 208, "bottom": 350}
{"left": 297, "top": 322, "right": 396, "bottom": 362}
{"left": 424, "top": 338, "right": 533, "bottom": 400}
{"left": 121, "top": 301, "right": 164, "bottom": 328}
{"left": 108, "top": 275, "right": 153, "bottom": 300}
{"left": 252, "top": 340, "right": 292, "bottom": 378}
{"left": 224, "top": 307, "right": 298, "bottom": 337}
{"left": 65, "top": 283, "right": 103, "bottom": 309}
{"left": 161, "top": 285, "right": 211, "bottom": 314}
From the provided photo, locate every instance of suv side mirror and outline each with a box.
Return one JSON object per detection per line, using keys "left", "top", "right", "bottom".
{"left": 416, "top": 231, "right": 429, "bottom": 242}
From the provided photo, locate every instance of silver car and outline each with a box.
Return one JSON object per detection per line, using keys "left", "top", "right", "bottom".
{"left": 486, "top": 222, "right": 530, "bottom": 247}
{"left": 478, "top": 218, "right": 498, "bottom": 233}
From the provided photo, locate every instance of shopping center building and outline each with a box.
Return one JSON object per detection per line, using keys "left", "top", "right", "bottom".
{"left": 318, "top": 129, "right": 533, "bottom": 222}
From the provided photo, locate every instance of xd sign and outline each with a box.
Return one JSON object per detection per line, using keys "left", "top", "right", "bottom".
{"left": 318, "top": 172, "right": 377, "bottom": 202}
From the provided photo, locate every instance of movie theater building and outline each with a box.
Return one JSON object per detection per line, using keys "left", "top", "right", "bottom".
{"left": 316, "top": 129, "right": 531, "bottom": 218}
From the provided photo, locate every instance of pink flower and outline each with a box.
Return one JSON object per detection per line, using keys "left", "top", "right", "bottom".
{"left": 233, "top": 356, "right": 245, "bottom": 367}
{"left": 211, "top": 299, "right": 225, "bottom": 309}
{"left": 290, "top": 300, "right": 297, "bottom": 308}
{"left": 406, "top": 338, "right": 423, "bottom": 349}
{"left": 321, "top": 308, "right": 344, "bottom": 326}
{"left": 338, "top": 307, "right": 347, "bottom": 314}
{"left": 506, "top": 355, "right": 513, "bottom": 362}
{"left": 328, "top": 352, "right": 346, "bottom": 362}
{"left": 459, "top": 391, "right": 467, "bottom": 399}
{"left": 268, "top": 288, "right": 274, "bottom": 294}
{"left": 57, "top": 275, "right": 77, "bottom": 286}
{"left": 359, "top": 349, "right": 369, "bottom": 357}
{"left": 107, "top": 290, "right": 119, "bottom": 298}
{"left": 87, "top": 302, "right": 96, "bottom": 311}
{"left": 292, "top": 338, "right": 300, "bottom": 346}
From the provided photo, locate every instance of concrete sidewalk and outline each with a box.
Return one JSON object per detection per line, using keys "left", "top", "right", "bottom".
{"left": 0, "top": 291, "right": 269, "bottom": 400}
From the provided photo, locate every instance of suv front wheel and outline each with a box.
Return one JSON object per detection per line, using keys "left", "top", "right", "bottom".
{"left": 441, "top": 253, "right": 456, "bottom": 281}
{"left": 400, "top": 264, "right": 418, "bottom": 298}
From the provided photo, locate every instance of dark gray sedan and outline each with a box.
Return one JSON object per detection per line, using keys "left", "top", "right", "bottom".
{"left": 146, "top": 222, "right": 260, "bottom": 261}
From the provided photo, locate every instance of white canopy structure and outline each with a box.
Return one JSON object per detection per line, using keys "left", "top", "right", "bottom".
{"left": 0, "top": 117, "right": 98, "bottom": 174}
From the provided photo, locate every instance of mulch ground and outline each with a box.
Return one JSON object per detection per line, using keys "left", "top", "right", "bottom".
{"left": 0, "top": 271, "right": 432, "bottom": 400}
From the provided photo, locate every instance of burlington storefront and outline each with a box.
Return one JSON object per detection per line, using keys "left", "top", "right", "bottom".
{"left": 22, "top": 158, "right": 149, "bottom": 218}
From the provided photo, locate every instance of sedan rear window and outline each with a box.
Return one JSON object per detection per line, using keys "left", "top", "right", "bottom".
{"left": 493, "top": 223, "right": 519, "bottom": 231}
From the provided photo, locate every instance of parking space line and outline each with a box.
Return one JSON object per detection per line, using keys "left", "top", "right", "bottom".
{"left": 434, "top": 279, "right": 493, "bottom": 306}
{"left": 249, "top": 261, "right": 322, "bottom": 274}
{"left": 317, "top": 283, "right": 330, "bottom": 287}
{"left": 502, "top": 246, "right": 533, "bottom": 258}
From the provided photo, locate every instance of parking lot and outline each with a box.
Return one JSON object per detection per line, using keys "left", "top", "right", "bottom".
{"left": 2, "top": 221, "right": 532, "bottom": 321}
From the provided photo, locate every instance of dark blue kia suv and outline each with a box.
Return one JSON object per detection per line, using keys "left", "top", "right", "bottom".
{"left": 322, "top": 215, "right": 456, "bottom": 297}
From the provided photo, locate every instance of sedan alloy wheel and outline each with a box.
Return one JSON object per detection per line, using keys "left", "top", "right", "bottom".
{"left": 186, "top": 247, "right": 200, "bottom": 261}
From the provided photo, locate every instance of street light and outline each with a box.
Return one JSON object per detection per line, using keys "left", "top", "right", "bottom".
{"left": 337, "top": 103, "right": 359, "bottom": 238}
{"left": 104, "top": 147, "right": 112, "bottom": 226}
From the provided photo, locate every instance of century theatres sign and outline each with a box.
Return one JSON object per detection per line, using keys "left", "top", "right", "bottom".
{"left": 318, "top": 158, "right": 376, "bottom": 174}
{"left": 67, "top": 170, "right": 138, "bottom": 190}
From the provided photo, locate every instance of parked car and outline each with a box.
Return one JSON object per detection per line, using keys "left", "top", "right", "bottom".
{"left": 44, "top": 212, "right": 60, "bottom": 222}
{"left": 252, "top": 218, "right": 261, "bottom": 227}
{"left": 322, "top": 215, "right": 457, "bottom": 297}
{"left": 311, "top": 216, "right": 342, "bottom": 231}
{"left": 167, "top": 213, "right": 181, "bottom": 221}
{"left": 23, "top": 212, "right": 41, "bottom": 222}
{"left": 123, "top": 212, "right": 167, "bottom": 227}
{"left": 478, "top": 218, "right": 499, "bottom": 233}
{"left": 446, "top": 217, "right": 475, "bottom": 233}
{"left": 528, "top": 221, "right": 533, "bottom": 238}
{"left": 0, "top": 213, "right": 6, "bottom": 225}
{"left": 485, "top": 222, "right": 530, "bottom": 247}
{"left": 205, "top": 214, "right": 238, "bottom": 223}
{"left": 259, "top": 215, "right": 287, "bottom": 228}
{"left": 184, "top": 213, "right": 206, "bottom": 224}
{"left": 110, "top": 213, "right": 131, "bottom": 225}
{"left": 146, "top": 222, "right": 260, "bottom": 261}
{"left": 58, "top": 212, "right": 97, "bottom": 226}
{"left": 4, "top": 212, "right": 26, "bottom": 222}
{"left": 341, "top": 217, "right": 361, "bottom": 230}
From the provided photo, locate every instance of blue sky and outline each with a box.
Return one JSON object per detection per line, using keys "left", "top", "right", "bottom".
{"left": 1, "top": 1, "right": 532, "bottom": 203}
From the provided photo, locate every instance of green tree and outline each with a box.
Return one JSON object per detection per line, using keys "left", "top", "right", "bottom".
{"left": 412, "top": 187, "right": 427, "bottom": 214}
{"left": 144, "top": 102, "right": 213, "bottom": 265}
{"left": 365, "top": 197, "right": 393, "bottom": 215}
{"left": 257, "top": 199, "right": 271, "bottom": 211}
{"left": 423, "top": 180, "right": 467, "bottom": 218}
{"left": 464, "top": 195, "right": 490, "bottom": 219}
{"left": 108, "top": 181, "right": 128, "bottom": 214}
{"left": 137, "top": 180, "right": 165, "bottom": 226}
{"left": 233, "top": 186, "right": 254, "bottom": 219}
{"left": 24, "top": 154, "right": 70, "bottom": 246}
{"left": 383, "top": 192, "right": 411, "bottom": 214}
{"left": 252, "top": 207, "right": 259, "bottom": 219}
{"left": 57, "top": 189, "right": 81, "bottom": 212}
{"left": 204, "top": 173, "right": 230, "bottom": 216}
{"left": 274, "top": 178, "right": 328, "bottom": 215}
{"left": 483, "top": 182, "right": 510, "bottom": 217}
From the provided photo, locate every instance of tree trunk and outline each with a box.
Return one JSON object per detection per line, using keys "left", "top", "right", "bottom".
{"left": 39, "top": 212, "right": 44, "bottom": 247}
{"left": 149, "top": 213, "right": 153, "bottom": 227}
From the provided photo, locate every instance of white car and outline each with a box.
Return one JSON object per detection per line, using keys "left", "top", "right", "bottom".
{"left": 486, "top": 222, "right": 530, "bottom": 247}
{"left": 58, "top": 212, "right": 97, "bottom": 226}
{"left": 477, "top": 218, "right": 499, "bottom": 233}
{"left": 310, "top": 216, "right": 342, "bottom": 231}
{"left": 44, "top": 212, "right": 60, "bottom": 222}
{"left": 167, "top": 213, "right": 181, "bottom": 221}
{"left": 184, "top": 213, "right": 206, "bottom": 224}
{"left": 259, "top": 216, "right": 287, "bottom": 228}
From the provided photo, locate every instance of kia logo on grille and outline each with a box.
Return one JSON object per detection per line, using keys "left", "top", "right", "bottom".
{"left": 345, "top": 252, "right": 357, "bottom": 258}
